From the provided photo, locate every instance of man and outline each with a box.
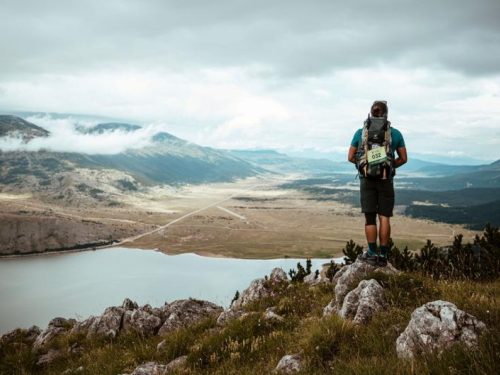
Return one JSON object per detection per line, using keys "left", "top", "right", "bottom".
{"left": 347, "top": 101, "right": 407, "bottom": 266}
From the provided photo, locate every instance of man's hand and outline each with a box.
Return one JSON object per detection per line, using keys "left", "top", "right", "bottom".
{"left": 394, "top": 147, "right": 407, "bottom": 168}
{"left": 348, "top": 146, "right": 357, "bottom": 164}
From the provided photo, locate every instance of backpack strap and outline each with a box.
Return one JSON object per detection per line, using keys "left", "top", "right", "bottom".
{"left": 363, "top": 121, "right": 369, "bottom": 176}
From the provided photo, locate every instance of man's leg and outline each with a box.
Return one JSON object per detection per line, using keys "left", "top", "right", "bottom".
{"left": 360, "top": 179, "right": 378, "bottom": 256}
{"left": 377, "top": 179, "right": 395, "bottom": 259}
{"left": 365, "top": 212, "right": 378, "bottom": 255}
{"left": 378, "top": 215, "right": 391, "bottom": 246}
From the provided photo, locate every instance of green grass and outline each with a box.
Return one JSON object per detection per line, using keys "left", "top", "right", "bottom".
{"left": 1, "top": 276, "right": 499, "bottom": 374}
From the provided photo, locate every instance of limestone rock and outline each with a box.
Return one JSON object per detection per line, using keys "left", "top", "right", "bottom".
{"left": 156, "top": 340, "right": 167, "bottom": 353}
{"left": 337, "top": 279, "right": 387, "bottom": 324}
{"left": 165, "top": 355, "right": 187, "bottom": 371}
{"left": 68, "top": 342, "right": 83, "bottom": 355}
{"left": 270, "top": 267, "right": 288, "bottom": 282}
{"left": 1, "top": 325, "right": 41, "bottom": 343}
{"left": 396, "top": 300, "right": 487, "bottom": 359}
{"left": 216, "top": 309, "right": 249, "bottom": 326}
{"left": 264, "top": 307, "right": 285, "bottom": 323}
{"left": 274, "top": 354, "right": 303, "bottom": 373}
{"left": 85, "top": 306, "right": 125, "bottom": 339}
{"left": 303, "top": 273, "right": 321, "bottom": 286}
{"left": 329, "top": 258, "right": 399, "bottom": 312}
{"left": 123, "top": 308, "right": 163, "bottom": 335}
{"left": 33, "top": 317, "right": 75, "bottom": 352}
{"left": 126, "top": 358, "right": 185, "bottom": 375}
{"left": 62, "top": 366, "right": 84, "bottom": 374}
{"left": 157, "top": 299, "right": 223, "bottom": 336}
{"left": 122, "top": 298, "right": 139, "bottom": 311}
{"left": 231, "top": 278, "right": 270, "bottom": 309}
{"left": 129, "top": 362, "right": 168, "bottom": 375}
{"left": 36, "top": 348, "right": 63, "bottom": 367}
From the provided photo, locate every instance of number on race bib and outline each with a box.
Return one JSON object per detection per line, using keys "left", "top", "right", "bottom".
{"left": 367, "top": 147, "right": 388, "bottom": 165}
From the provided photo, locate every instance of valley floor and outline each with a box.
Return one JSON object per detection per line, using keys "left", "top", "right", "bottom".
{"left": 0, "top": 175, "right": 479, "bottom": 258}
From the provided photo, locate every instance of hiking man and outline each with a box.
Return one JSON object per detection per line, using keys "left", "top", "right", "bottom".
{"left": 347, "top": 100, "right": 407, "bottom": 266}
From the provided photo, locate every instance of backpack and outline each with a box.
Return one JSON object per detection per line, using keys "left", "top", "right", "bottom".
{"left": 355, "top": 115, "right": 395, "bottom": 179}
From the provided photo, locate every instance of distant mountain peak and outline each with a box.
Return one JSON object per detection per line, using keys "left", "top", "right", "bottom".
{"left": 0, "top": 115, "right": 49, "bottom": 140}
{"left": 76, "top": 122, "right": 142, "bottom": 134}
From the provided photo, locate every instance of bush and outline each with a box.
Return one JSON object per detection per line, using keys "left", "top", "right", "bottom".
{"left": 342, "top": 240, "right": 363, "bottom": 265}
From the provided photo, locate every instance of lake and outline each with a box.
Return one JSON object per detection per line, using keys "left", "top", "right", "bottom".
{"left": 0, "top": 248, "right": 341, "bottom": 334}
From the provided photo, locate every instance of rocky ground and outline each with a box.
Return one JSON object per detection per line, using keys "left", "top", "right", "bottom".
{"left": 1, "top": 259, "right": 497, "bottom": 374}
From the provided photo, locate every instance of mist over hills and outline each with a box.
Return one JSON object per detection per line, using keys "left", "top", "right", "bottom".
{"left": 0, "top": 115, "right": 49, "bottom": 140}
{"left": 0, "top": 116, "right": 264, "bottom": 194}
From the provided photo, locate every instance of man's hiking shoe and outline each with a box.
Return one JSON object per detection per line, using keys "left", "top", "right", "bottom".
{"left": 357, "top": 251, "right": 378, "bottom": 266}
{"left": 377, "top": 256, "right": 388, "bottom": 267}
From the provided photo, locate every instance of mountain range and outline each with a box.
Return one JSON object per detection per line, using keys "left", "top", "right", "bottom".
{"left": 0, "top": 116, "right": 265, "bottom": 204}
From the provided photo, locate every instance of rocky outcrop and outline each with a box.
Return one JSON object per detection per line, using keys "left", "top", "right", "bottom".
{"left": 125, "top": 362, "right": 168, "bottom": 375}
{"left": 123, "top": 308, "right": 163, "bottom": 336}
{"left": 232, "top": 267, "right": 288, "bottom": 309}
{"left": 303, "top": 273, "right": 322, "bottom": 286}
{"left": 231, "top": 278, "right": 270, "bottom": 309}
{"left": 270, "top": 267, "right": 288, "bottom": 282}
{"left": 216, "top": 309, "right": 249, "bottom": 326}
{"left": 334, "top": 279, "right": 387, "bottom": 324}
{"left": 122, "top": 356, "right": 187, "bottom": 375}
{"left": 157, "top": 299, "right": 223, "bottom": 336}
{"left": 326, "top": 258, "right": 399, "bottom": 314}
{"left": 33, "top": 317, "right": 75, "bottom": 352}
{"left": 36, "top": 348, "right": 63, "bottom": 367}
{"left": 274, "top": 354, "right": 303, "bottom": 373}
{"left": 0, "top": 325, "right": 41, "bottom": 344}
{"left": 70, "top": 298, "right": 222, "bottom": 340}
{"left": 396, "top": 300, "right": 487, "bottom": 359}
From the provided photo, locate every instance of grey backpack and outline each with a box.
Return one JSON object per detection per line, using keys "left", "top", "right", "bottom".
{"left": 355, "top": 115, "right": 395, "bottom": 179}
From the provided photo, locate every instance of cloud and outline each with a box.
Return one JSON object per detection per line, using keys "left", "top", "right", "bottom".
{"left": 1, "top": 0, "right": 499, "bottom": 79}
{"left": 0, "top": 1, "right": 499, "bottom": 162}
{"left": 0, "top": 116, "right": 161, "bottom": 154}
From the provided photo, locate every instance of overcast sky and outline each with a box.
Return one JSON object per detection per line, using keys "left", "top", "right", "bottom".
{"left": 0, "top": 0, "right": 499, "bottom": 161}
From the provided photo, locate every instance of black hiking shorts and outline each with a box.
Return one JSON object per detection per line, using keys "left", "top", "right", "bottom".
{"left": 360, "top": 178, "right": 395, "bottom": 217}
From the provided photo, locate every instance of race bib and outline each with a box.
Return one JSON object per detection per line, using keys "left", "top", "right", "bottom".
{"left": 367, "top": 147, "right": 387, "bottom": 165}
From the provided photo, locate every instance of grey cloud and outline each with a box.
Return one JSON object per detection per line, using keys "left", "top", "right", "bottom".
{"left": 1, "top": 0, "right": 499, "bottom": 80}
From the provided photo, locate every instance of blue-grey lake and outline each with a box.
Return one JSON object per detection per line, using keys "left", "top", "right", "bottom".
{"left": 0, "top": 248, "right": 339, "bottom": 334}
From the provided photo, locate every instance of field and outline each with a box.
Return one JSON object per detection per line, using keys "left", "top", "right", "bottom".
{"left": 0, "top": 175, "right": 480, "bottom": 258}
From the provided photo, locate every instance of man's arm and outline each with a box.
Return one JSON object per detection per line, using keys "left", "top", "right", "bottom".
{"left": 348, "top": 146, "right": 357, "bottom": 164}
{"left": 394, "top": 147, "right": 407, "bottom": 168}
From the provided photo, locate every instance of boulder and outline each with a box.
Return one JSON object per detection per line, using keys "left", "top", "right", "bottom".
{"left": 36, "top": 348, "right": 63, "bottom": 367}
{"left": 1, "top": 325, "right": 41, "bottom": 343}
{"left": 122, "top": 298, "right": 139, "bottom": 311}
{"left": 123, "top": 309, "right": 163, "bottom": 335}
{"left": 328, "top": 258, "right": 399, "bottom": 313}
{"left": 156, "top": 340, "right": 167, "bottom": 353}
{"left": 231, "top": 278, "right": 270, "bottom": 309}
{"left": 157, "top": 299, "right": 223, "bottom": 336}
{"left": 216, "top": 309, "right": 249, "bottom": 326}
{"left": 84, "top": 306, "right": 125, "bottom": 339}
{"left": 33, "top": 317, "right": 75, "bottom": 352}
{"left": 264, "top": 307, "right": 285, "bottom": 323}
{"left": 274, "top": 354, "right": 303, "bottom": 373}
{"left": 68, "top": 342, "right": 83, "bottom": 355}
{"left": 303, "top": 273, "right": 322, "bottom": 286}
{"left": 128, "top": 362, "right": 168, "bottom": 375}
{"left": 335, "top": 279, "right": 387, "bottom": 324}
{"left": 396, "top": 300, "right": 487, "bottom": 359}
{"left": 165, "top": 355, "right": 187, "bottom": 371}
{"left": 231, "top": 268, "right": 290, "bottom": 309}
{"left": 270, "top": 267, "right": 288, "bottom": 282}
